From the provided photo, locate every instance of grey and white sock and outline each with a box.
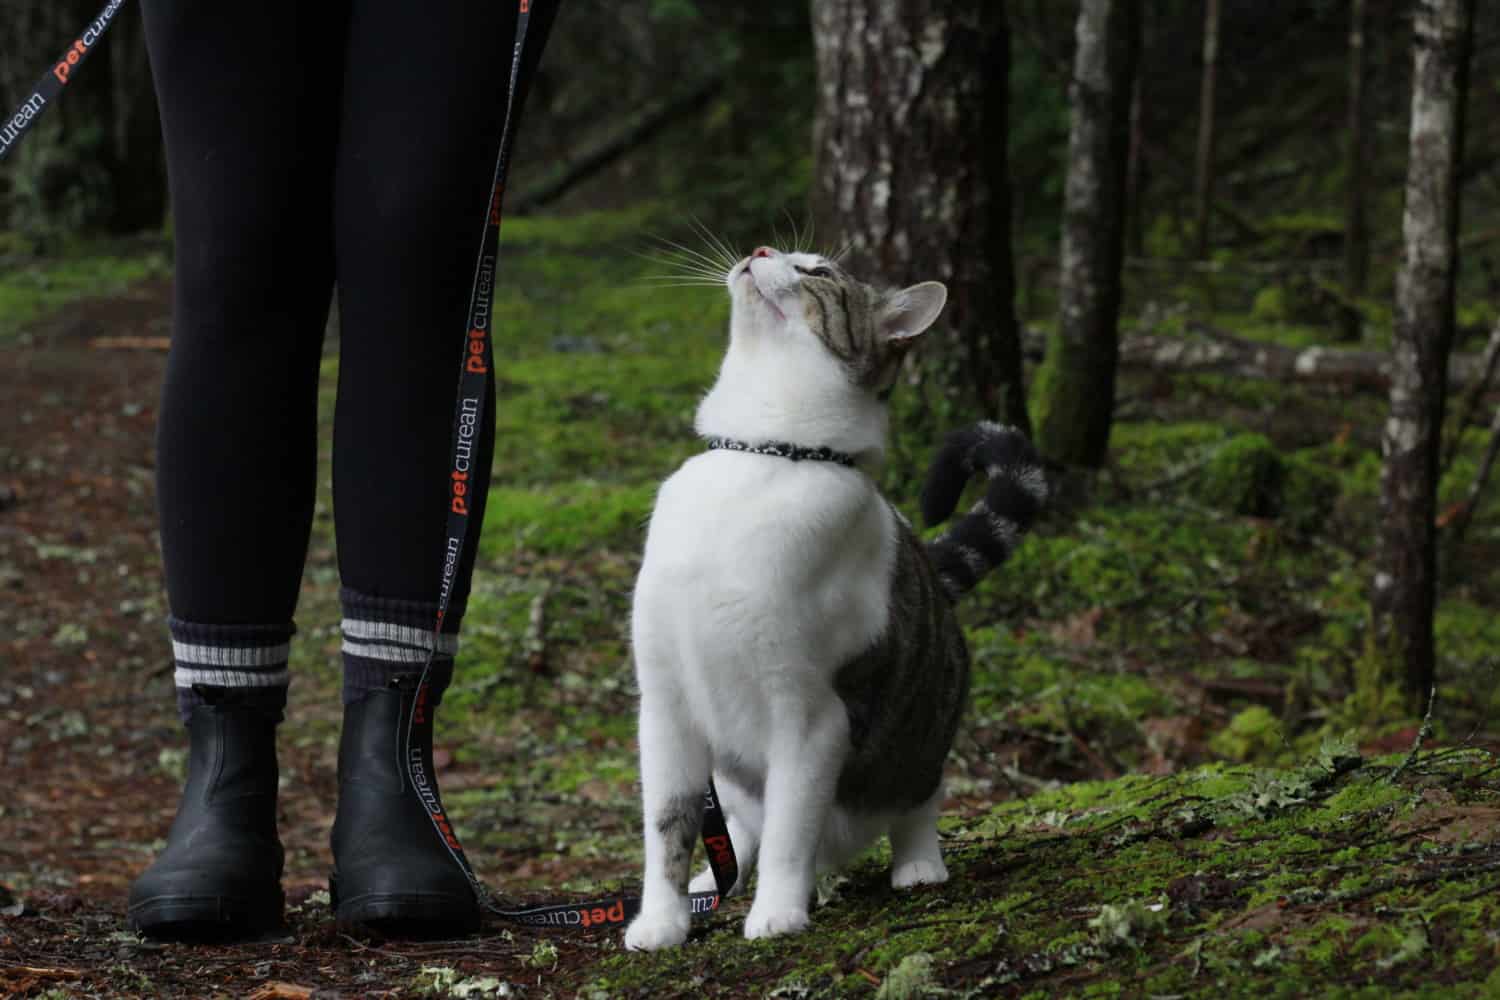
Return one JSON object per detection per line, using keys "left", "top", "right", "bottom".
{"left": 169, "top": 617, "right": 292, "bottom": 723}
{"left": 340, "top": 589, "right": 458, "bottom": 706}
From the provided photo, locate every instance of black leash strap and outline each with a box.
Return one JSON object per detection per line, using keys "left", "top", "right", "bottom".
{"left": 411, "top": 0, "right": 737, "bottom": 930}
{"left": 0, "top": 0, "right": 127, "bottom": 163}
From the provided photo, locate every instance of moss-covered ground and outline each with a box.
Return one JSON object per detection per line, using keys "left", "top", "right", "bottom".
{"left": 2, "top": 206, "right": 1497, "bottom": 997}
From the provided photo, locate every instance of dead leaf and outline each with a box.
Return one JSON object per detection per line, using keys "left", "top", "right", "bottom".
{"left": 1049, "top": 607, "right": 1103, "bottom": 648}
{"left": 247, "top": 983, "right": 314, "bottom": 1000}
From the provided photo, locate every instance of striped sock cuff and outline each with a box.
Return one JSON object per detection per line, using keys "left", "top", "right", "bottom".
{"left": 169, "top": 617, "right": 292, "bottom": 723}
{"left": 169, "top": 617, "right": 293, "bottom": 690}
{"left": 340, "top": 589, "right": 461, "bottom": 706}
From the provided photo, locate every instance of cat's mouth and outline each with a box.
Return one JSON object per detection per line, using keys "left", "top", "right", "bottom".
{"left": 737, "top": 260, "right": 787, "bottom": 322}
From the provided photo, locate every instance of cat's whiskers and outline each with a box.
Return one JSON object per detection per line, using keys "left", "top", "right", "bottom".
{"left": 644, "top": 236, "right": 737, "bottom": 278}
{"left": 687, "top": 217, "right": 742, "bottom": 271}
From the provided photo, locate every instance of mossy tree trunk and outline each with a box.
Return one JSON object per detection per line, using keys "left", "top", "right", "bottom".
{"left": 810, "top": 0, "right": 1030, "bottom": 438}
{"left": 1373, "top": 0, "right": 1474, "bottom": 713}
{"left": 1339, "top": 0, "right": 1371, "bottom": 342}
{"left": 1032, "top": 0, "right": 1141, "bottom": 469}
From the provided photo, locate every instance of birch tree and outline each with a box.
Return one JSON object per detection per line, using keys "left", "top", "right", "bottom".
{"left": 1373, "top": 0, "right": 1474, "bottom": 711}
{"left": 1032, "top": 0, "right": 1142, "bottom": 468}
{"left": 811, "top": 0, "right": 1031, "bottom": 437}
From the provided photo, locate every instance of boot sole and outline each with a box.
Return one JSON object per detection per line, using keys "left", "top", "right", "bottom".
{"left": 128, "top": 890, "right": 284, "bottom": 940}
{"left": 332, "top": 887, "right": 481, "bottom": 937}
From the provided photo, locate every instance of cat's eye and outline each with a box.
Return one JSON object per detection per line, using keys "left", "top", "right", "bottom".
{"left": 796, "top": 265, "right": 834, "bottom": 278}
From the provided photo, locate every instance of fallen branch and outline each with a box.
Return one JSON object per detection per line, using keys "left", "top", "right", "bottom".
{"left": 88, "top": 335, "right": 170, "bottom": 351}
{"left": 510, "top": 76, "right": 724, "bottom": 215}
{"left": 1024, "top": 323, "right": 1496, "bottom": 392}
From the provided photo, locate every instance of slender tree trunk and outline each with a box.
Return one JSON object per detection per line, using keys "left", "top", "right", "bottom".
{"left": 811, "top": 0, "right": 1030, "bottom": 438}
{"left": 1373, "top": 0, "right": 1474, "bottom": 712}
{"left": 1124, "top": 7, "right": 1148, "bottom": 260}
{"left": 106, "top": 6, "right": 167, "bottom": 232}
{"left": 1339, "top": 0, "right": 1371, "bottom": 342}
{"left": 1032, "top": 0, "right": 1142, "bottom": 468}
{"left": 1192, "top": 0, "right": 1220, "bottom": 260}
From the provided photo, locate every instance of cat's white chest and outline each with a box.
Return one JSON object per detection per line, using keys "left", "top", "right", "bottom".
{"left": 632, "top": 452, "right": 894, "bottom": 750}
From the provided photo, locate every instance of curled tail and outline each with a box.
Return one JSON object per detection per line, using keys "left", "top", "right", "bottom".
{"left": 920, "top": 422, "right": 1047, "bottom": 603}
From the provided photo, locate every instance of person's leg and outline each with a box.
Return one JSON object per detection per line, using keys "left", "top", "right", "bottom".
{"left": 130, "top": 0, "right": 346, "bottom": 936}
{"left": 147, "top": 0, "right": 346, "bottom": 719}
{"left": 333, "top": 0, "right": 555, "bottom": 687}
{"left": 326, "top": 0, "right": 557, "bottom": 931}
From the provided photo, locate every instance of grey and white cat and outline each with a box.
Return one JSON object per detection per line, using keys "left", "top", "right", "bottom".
{"left": 624, "top": 245, "right": 1045, "bottom": 949}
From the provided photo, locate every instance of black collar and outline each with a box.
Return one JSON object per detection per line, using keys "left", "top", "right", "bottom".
{"left": 705, "top": 436, "right": 857, "bottom": 468}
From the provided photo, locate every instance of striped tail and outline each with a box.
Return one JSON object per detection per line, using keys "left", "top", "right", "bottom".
{"left": 920, "top": 422, "right": 1047, "bottom": 603}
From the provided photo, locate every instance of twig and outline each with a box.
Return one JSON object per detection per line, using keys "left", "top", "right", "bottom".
{"left": 1442, "top": 402, "right": 1500, "bottom": 545}
{"left": 1387, "top": 686, "right": 1438, "bottom": 783}
{"left": 1442, "top": 317, "right": 1500, "bottom": 477}
{"left": 524, "top": 581, "right": 552, "bottom": 675}
{"left": 1331, "top": 856, "right": 1500, "bottom": 905}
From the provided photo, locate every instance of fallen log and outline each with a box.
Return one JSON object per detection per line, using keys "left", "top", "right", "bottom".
{"left": 1023, "top": 322, "right": 1492, "bottom": 392}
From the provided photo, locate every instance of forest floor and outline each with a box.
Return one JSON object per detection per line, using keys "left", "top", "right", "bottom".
{"left": 2, "top": 210, "right": 1500, "bottom": 998}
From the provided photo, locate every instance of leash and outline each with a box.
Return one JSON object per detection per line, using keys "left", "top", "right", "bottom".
{"left": 411, "top": 0, "right": 738, "bottom": 931}
{"left": 0, "top": 0, "right": 127, "bottom": 163}
{"left": 3, "top": 0, "right": 737, "bottom": 934}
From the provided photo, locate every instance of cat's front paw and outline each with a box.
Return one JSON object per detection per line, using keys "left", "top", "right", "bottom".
{"left": 891, "top": 857, "right": 949, "bottom": 889}
{"left": 624, "top": 908, "right": 690, "bottom": 951}
{"left": 743, "top": 904, "right": 810, "bottom": 940}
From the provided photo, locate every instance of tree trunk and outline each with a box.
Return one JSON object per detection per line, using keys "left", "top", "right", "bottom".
{"left": 105, "top": 6, "right": 167, "bottom": 233}
{"left": 810, "top": 0, "right": 1030, "bottom": 439}
{"left": 1124, "top": 8, "right": 1148, "bottom": 260}
{"left": 1339, "top": 0, "right": 1371, "bottom": 342}
{"left": 1373, "top": 0, "right": 1474, "bottom": 713}
{"left": 1032, "top": 0, "right": 1141, "bottom": 468}
{"left": 1192, "top": 0, "right": 1220, "bottom": 260}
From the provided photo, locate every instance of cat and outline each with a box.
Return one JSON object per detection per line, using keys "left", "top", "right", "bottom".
{"left": 623, "top": 244, "right": 1046, "bottom": 949}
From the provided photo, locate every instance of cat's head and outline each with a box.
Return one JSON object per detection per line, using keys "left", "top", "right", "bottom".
{"left": 725, "top": 247, "right": 947, "bottom": 399}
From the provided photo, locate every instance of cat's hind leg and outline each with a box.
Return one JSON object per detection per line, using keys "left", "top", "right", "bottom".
{"left": 623, "top": 686, "right": 711, "bottom": 951}
{"left": 689, "top": 772, "right": 761, "bottom": 896}
{"left": 889, "top": 788, "right": 949, "bottom": 889}
{"left": 744, "top": 698, "right": 849, "bottom": 939}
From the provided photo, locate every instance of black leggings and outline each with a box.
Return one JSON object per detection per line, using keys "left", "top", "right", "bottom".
{"left": 142, "top": 1, "right": 555, "bottom": 628}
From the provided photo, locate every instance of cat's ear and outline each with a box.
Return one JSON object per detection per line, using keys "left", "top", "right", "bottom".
{"left": 880, "top": 281, "right": 948, "bottom": 348}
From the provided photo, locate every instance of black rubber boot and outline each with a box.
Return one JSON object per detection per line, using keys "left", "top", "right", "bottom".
{"left": 128, "top": 691, "right": 284, "bottom": 938}
{"left": 329, "top": 675, "right": 481, "bottom": 934}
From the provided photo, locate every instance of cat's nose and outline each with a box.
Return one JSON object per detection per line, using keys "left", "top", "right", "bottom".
{"left": 752, "top": 246, "right": 775, "bottom": 259}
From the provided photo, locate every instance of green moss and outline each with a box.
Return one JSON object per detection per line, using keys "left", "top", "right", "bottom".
{"left": 1209, "top": 706, "right": 1285, "bottom": 762}
{"left": 1190, "top": 433, "right": 1284, "bottom": 517}
{"left": 0, "top": 242, "right": 171, "bottom": 340}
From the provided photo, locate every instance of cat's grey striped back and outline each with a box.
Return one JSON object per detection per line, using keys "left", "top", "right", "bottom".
{"left": 832, "top": 423, "right": 1045, "bottom": 814}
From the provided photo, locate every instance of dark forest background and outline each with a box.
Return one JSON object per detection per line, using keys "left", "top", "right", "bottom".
{"left": 3, "top": 2, "right": 1500, "bottom": 995}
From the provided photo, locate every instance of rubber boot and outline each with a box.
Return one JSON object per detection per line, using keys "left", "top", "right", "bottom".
{"left": 329, "top": 675, "right": 481, "bottom": 934}
{"left": 128, "top": 690, "right": 284, "bottom": 937}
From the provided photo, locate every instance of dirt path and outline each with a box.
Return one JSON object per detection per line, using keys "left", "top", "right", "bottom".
{"left": 0, "top": 280, "right": 699, "bottom": 998}
{"left": 0, "top": 281, "right": 539, "bottom": 997}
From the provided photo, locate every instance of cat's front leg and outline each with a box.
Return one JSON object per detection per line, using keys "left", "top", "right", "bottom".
{"left": 743, "top": 699, "right": 848, "bottom": 940}
{"left": 624, "top": 687, "right": 710, "bottom": 952}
